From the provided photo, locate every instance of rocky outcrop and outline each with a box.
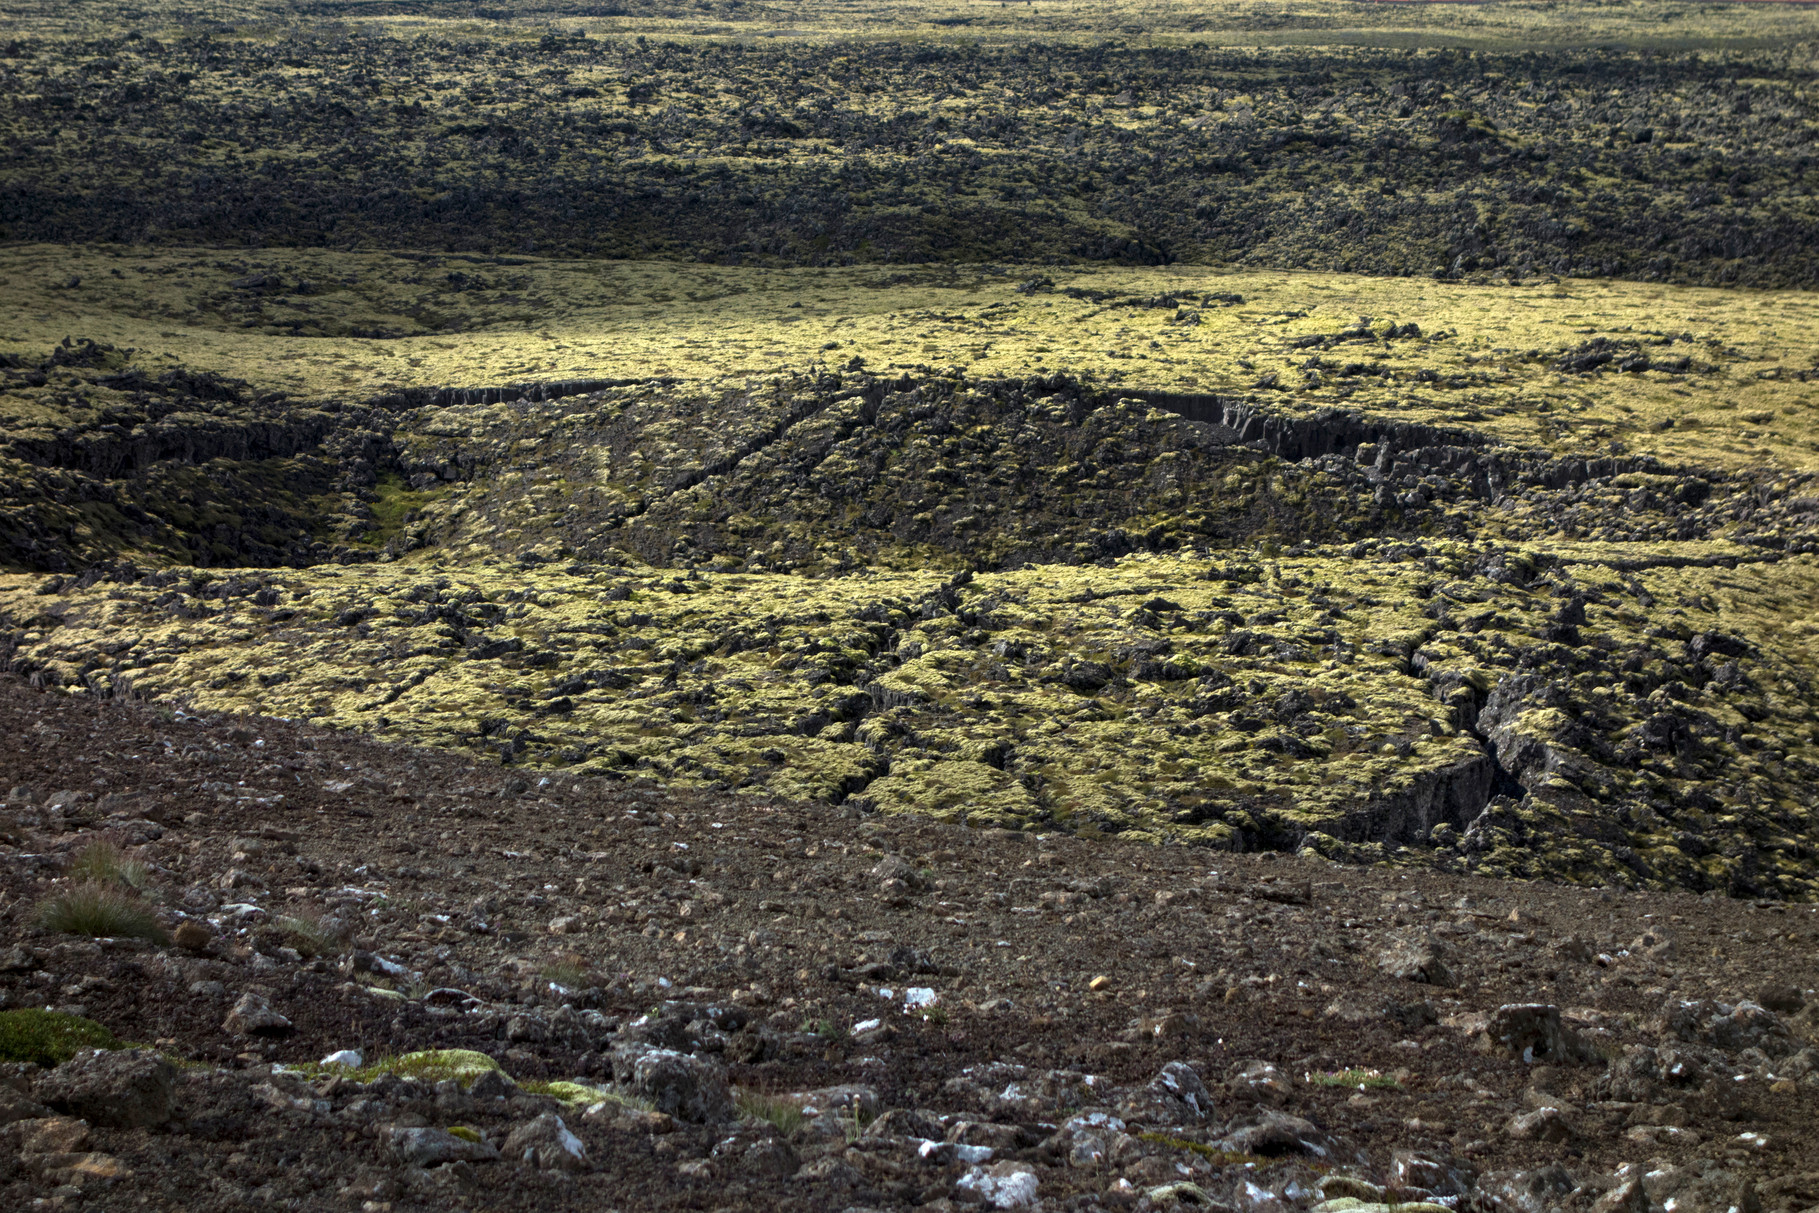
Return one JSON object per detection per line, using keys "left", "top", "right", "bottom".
{"left": 1323, "top": 752, "right": 1499, "bottom": 847}
{"left": 1136, "top": 390, "right": 1672, "bottom": 500}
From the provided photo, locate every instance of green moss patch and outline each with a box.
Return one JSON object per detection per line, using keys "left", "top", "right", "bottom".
{"left": 0, "top": 1009, "right": 123, "bottom": 1067}
{"left": 299, "top": 1047, "right": 504, "bottom": 1087}
{"left": 10, "top": 539, "right": 1819, "bottom": 895}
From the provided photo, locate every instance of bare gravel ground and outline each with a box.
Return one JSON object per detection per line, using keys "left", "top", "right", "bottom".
{"left": 1, "top": 678, "right": 1817, "bottom": 1213}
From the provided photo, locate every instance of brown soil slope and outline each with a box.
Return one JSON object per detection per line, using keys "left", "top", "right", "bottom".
{"left": 0, "top": 680, "right": 1816, "bottom": 1212}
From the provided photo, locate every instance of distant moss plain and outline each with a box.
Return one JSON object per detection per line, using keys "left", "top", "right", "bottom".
{"left": 13, "top": 0, "right": 1819, "bottom": 54}
{"left": 5, "top": 1, "right": 1818, "bottom": 284}
{"left": 5, "top": 245, "right": 1819, "bottom": 476}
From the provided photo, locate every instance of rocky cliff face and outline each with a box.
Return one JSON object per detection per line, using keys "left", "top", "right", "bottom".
{"left": 0, "top": 344, "right": 395, "bottom": 572}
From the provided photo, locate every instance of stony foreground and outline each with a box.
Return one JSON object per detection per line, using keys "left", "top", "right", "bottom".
{"left": 0, "top": 680, "right": 1816, "bottom": 1212}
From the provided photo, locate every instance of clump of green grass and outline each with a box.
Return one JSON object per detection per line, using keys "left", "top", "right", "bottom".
{"left": 37, "top": 882, "right": 168, "bottom": 944}
{"left": 805, "top": 1018, "right": 847, "bottom": 1040}
{"left": 567, "top": 1085, "right": 654, "bottom": 1114}
{"left": 68, "top": 840, "right": 151, "bottom": 890}
{"left": 380, "top": 1051, "right": 497, "bottom": 1085}
{"left": 0, "top": 1009, "right": 122, "bottom": 1067}
{"left": 834, "top": 1106, "right": 877, "bottom": 1144}
{"left": 1308, "top": 1067, "right": 1399, "bottom": 1090}
{"left": 522, "top": 1079, "right": 627, "bottom": 1108}
{"left": 539, "top": 954, "right": 590, "bottom": 989}
{"left": 736, "top": 1090, "right": 807, "bottom": 1138}
{"left": 273, "top": 912, "right": 347, "bottom": 958}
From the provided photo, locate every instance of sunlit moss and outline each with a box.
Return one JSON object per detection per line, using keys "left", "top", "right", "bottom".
{"left": 7, "top": 250, "right": 1819, "bottom": 481}
{"left": 8, "top": 543, "right": 1818, "bottom": 894}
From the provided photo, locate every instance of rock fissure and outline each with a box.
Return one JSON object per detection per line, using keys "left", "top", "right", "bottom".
{"left": 1139, "top": 389, "right": 1673, "bottom": 500}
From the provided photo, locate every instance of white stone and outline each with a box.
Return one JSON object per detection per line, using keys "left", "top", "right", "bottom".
{"left": 957, "top": 1162, "right": 1039, "bottom": 1209}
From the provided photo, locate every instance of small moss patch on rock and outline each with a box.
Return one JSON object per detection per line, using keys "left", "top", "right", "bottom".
{"left": 538, "top": 1080, "right": 615, "bottom": 1107}
{"left": 381, "top": 1048, "right": 504, "bottom": 1086}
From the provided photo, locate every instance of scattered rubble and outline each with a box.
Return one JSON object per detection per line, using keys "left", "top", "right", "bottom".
{"left": 0, "top": 680, "right": 1811, "bottom": 1210}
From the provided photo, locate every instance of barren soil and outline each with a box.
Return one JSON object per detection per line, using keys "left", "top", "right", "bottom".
{"left": 1, "top": 681, "right": 1817, "bottom": 1212}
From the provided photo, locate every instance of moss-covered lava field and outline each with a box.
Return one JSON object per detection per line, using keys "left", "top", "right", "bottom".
{"left": 5, "top": 0, "right": 1819, "bottom": 900}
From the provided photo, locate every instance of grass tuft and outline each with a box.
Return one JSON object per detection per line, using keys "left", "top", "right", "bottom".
{"left": 735, "top": 1090, "right": 807, "bottom": 1138}
{"left": 518, "top": 1079, "right": 622, "bottom": 1107}
{"left": 0, "top": 1009, "right": 122, "bottom": 1067}
{"left": 1307, "top": 1068, "right": 1399, "bottom": 1090}
{"left": 274, "top": 912, "right": 347, "bottom": 958}
{"left": 835, "top": 1106, "right": 877, "bottom": 1144}
{"left": 37, "top": 882, "right": 168, "bottom": 944}
{"left": 571, "top": 1086, "right": 655, "bottom": 1115}
{"left": 539, "top": 954, "right": 590, "bottom": 989}
{"left": 68, "top": 840, "right": 152, "bottom": 891}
